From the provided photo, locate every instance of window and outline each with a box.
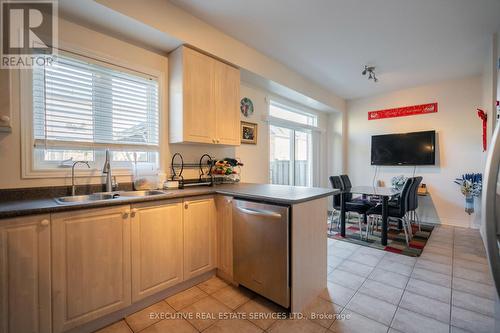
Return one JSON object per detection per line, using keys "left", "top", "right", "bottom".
{"left": 269, "top": 101, "right": 317, "bottom": 126}
{"left": 29, "top": 53, "right": 159, "bottom": 173}
{"left": 269, "top": 101, "right": 315, "bottom": 186}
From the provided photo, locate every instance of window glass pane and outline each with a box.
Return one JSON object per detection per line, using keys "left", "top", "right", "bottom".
{"left": 42, "top": 148, "right": 94, "bottom": 162}
{"left": 270, "top": 125, "right": 293, "bottom": 185}
{"left": 269, "top": 125, "right": 314, "bottom": 187}
{"left": 31, "top": 53, "right": 160, "bottom": 171}
{"left": 269, "top": 102, "right": 317, "bottom": 126}
{"left": 112, "top": 151, "right": 156, "bottom": 163}
{"left": 294, "top": 130, "right": 312, "bottom": 186}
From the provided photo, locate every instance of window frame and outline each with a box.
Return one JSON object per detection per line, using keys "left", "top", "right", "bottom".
{"left": 20, "top": 46, "right": 165, "bottom": 179}
{"left": 267, "top": 97, "right": 317, "bottom": 187}
{"left": 268, "top": 98, "right": 319, "bottom": 129}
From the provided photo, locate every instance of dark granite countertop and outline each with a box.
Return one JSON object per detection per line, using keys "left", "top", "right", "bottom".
{"left": 0, "top": 183, "right": 336, "bottom": 219}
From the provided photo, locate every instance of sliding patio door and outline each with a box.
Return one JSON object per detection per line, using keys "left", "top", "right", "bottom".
{"left": 270, "top": 125, "right": 312, "bottom": 186}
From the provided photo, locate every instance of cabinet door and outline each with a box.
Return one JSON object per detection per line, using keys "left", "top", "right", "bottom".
{"left": 183, "top": 47, "right": 216, "bottom": 143}
{"left": 0, "top": 70, "right": 11, "bottom": 132}
{"left": 51, "top": 206, "right": 131, "bottom": 333}
{"left": 183, "top": 197, "right": 217, "bottom": 279}
{"left": 131, "top": 200, "right": 183, "bottom": 302}
{"left": 214, "top": 61, "right": 240, "bottom": 145}
{"left": 215, "top": 196, "right": 233, "bottom": 280}
{"left": 0, "top": 215, "right": 51, "bottom": 333}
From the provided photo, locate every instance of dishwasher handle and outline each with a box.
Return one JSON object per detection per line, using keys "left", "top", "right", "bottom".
{"left": 235, "top": 206, "right": 283, "bottom": 218}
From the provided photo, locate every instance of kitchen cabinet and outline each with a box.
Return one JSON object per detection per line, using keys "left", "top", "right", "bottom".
{"left": 215, "top": 195, "right": 233, "bottom": 280}
{"left": 130, "top": 200, "right": 183, "bottom": 302}
{"left": 183, "top": 196, "right": 217, "bottom": 279}
{"left": 0, "top": 70, "right": 11, "bottom": 132}
{"left": 169, "top": 46, "right": 240, "bottom": 145}
{"left": 213, "top": 60, "right": 240, "bottom": 145}
{"left": 51, "top": 206, "right": 131, "bottom": 333}
{"left": 0, "top": 215, "right": 51, "bottom": 333}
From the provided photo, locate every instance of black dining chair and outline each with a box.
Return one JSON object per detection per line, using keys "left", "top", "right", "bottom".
{"left": 328, "top": 176, "right": 343, "bottom": 232}
{"left": 330, "top": 175, "right": 372, "bottom": 240}
{"left": 339, "top": 174, "right": 353, "bottom": 202}
{"left": 408, "top": 176, "right": 423, "bottom": 231}
{"left": 367, "top": 178, "right": 414, "bottom": 245}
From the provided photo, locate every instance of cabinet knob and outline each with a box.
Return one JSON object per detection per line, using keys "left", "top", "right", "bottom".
{"left": 212, "top": 138, "right": 216, "bottom": 143}
{"left": 184, "top": 203, "right": 189, "bottom": 209}
{"left": 0, "top": 115, "right": 9, "bottom": 123}
{"left": 122, "top": 211, "right": 129, "bottom": 218}
{"left": 216, "top": 139, "right": 220, "bottom": 143}
{"left": 40, "top": 219, "right": 50, "bottom": 227}
{"left": 131, "top": 208, "right": 138, "bottom": 216}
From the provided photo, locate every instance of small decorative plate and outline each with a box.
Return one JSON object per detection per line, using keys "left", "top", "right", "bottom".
{"left": 240, "top": 97, "right": 254, "bottom": 117}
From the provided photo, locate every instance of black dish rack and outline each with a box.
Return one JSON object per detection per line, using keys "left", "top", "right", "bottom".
{"left": 170, "top": 153, "right": 215, "bottom": 189}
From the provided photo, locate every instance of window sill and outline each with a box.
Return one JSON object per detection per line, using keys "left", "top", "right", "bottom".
{"left": 21, "top": 167, "right": 135, "bottom": 179}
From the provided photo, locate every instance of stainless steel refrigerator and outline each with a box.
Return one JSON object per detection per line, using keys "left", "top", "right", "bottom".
{"left": 481, "top": 121, "right": 500, "bottom": 331}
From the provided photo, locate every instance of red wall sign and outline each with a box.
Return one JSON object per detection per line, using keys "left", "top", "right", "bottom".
{"left": 368, "top": 103, "right": 438, "bottom": 120}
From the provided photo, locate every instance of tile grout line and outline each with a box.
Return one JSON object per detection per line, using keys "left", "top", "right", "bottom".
{"left": 341, "top": 249, "right": 395, "bottom": 329}
{"left": 123, "top": 318, "right": 134, "bottom": 333}
{"left": 449, "top": 227, "right": 455, "bottom": 333}
{"left": 387, "top": 244, "right": 419, "bottom": 332}
{"left": 329, "top": 242, "right": 377, "bottom": 328}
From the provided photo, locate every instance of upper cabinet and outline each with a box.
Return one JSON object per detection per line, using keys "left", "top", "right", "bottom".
{"left": 0, "top": 70, "right": 11, "bottom": 132}
{"left": 169, "top": 46, "right": 240, "bottom": 145}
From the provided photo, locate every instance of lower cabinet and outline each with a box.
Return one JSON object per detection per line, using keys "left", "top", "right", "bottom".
{"left": 130, "top": 200, "right": 183, "bottom": 302}
{"left": 183, "top": 196, "right": 217, "bottom": 280}
{"left": 51, "top": 206, "right": 131, "bottom": 333}
{"left": 0, "top": 195, "right": 223, "bottom": 332}
{"left": 215, "top": 195, "right": 233, "bottom": 279}
{"left": 0, "top": 214, "right": 51, "bottom": 333}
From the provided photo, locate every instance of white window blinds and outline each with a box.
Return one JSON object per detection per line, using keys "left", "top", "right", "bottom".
{"left": 32, "top": 54, "right": 159, "bottom": 151}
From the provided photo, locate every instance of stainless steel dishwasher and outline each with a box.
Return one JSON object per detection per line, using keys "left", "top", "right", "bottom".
{"left": 233, "top": 199, "right": 290, "bottom": 308}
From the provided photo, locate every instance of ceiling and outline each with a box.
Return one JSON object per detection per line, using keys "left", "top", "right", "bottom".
{"left": 170, "top": 0, "right": 500, "bottom": 99}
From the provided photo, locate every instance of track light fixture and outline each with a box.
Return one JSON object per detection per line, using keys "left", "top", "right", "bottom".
{"left": 362, "top": 65, "right": 378, "bottom": 82}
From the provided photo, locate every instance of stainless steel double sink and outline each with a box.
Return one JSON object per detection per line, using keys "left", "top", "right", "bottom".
{"left": 55, "top": 190, "right": 169, "bottom": 204}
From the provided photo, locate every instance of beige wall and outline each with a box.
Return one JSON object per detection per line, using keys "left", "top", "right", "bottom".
{"left": 347, "top": 76, "right": 484, "bottom": 228}
{"left": 234, "top": 84, "right": 269, "bottom": 184}
{"left": 482, "top": 33, "right": 499, "bottom": 138}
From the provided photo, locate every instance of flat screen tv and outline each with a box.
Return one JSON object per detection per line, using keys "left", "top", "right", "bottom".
{"left": 371, "top": 130, "right": 436, "bottom": 165}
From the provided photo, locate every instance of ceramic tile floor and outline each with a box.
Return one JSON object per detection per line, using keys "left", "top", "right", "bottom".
{"left": 95, "top": 225, "right": 496, "bottom": 333}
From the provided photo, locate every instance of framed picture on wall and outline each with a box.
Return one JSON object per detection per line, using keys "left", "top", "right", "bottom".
{"left": 241, "top": 121, "right": 258, "bottom": 144}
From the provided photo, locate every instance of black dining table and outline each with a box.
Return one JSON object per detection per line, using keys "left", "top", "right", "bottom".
{"left": 340, "top": 186, "right": 402, "bottom": 246}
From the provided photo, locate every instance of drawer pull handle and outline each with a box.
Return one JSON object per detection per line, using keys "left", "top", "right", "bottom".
{"left": 40, "top": 219, "right": 49, "bottom": 227}
{"left": 131, "top": 208, "right": 138, "bottom": 216}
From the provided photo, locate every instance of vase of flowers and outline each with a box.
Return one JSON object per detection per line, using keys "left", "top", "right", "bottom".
{"left": 391, "top": 175, "right": 407, "bottom": 190}
{"left": 454, "top": 173, "right": 482, "bottom": 214}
